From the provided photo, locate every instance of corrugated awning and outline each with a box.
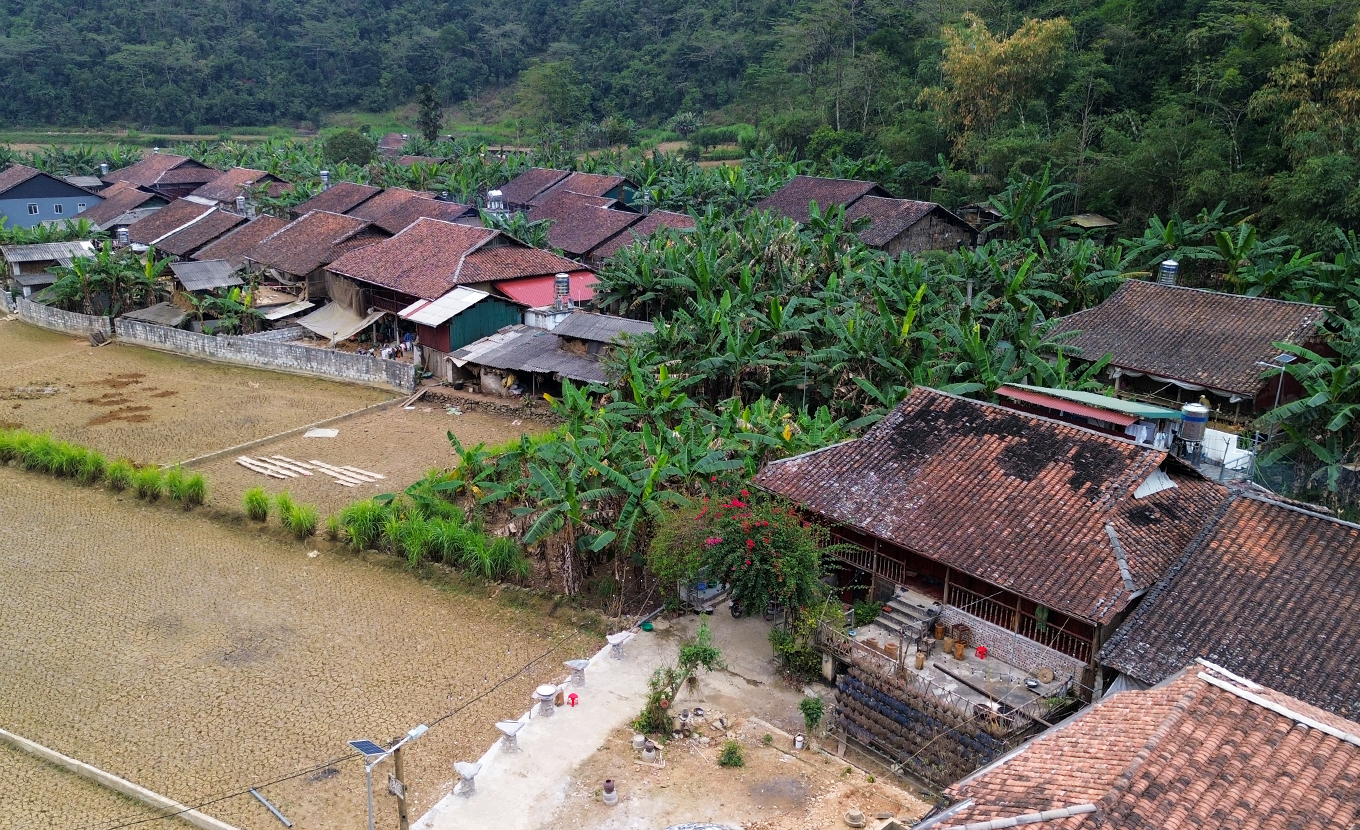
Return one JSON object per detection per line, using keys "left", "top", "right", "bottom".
{"left": 297, "top": 303, "right": 386, "bottom": 345}
{"left": 261, "top": 298, "right": 316, "bottom": 321}
{"left": 996, "top": 384, "right": 1139, "bottom": 427}
{"left": 398, "top": 287, "right": 493, "bottom": 326}
{"left": 493, "top": 273, "right": 597, "bottom": 307}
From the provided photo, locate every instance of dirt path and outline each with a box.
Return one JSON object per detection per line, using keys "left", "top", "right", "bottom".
{"left": 0, "top": 466, "right": 602, "bottom": 829}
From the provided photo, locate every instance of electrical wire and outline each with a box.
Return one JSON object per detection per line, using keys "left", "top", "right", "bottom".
{"left": 76, "top": 625, "right": 585, "bottom": 830}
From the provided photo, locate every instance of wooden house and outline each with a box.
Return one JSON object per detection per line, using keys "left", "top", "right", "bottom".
{"left": 758, "top": 176, "right": 972, "bottom": 253}
{"left": 102, "top": 152, "right": 217, "bottom": 199}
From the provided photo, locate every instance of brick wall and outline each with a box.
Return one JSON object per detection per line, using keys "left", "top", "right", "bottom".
{"left": 16, "top": 298, "right": 112, "bottom": 338}
{"left": 939, "top": 605, "right": 1086, "bottom": 681}
{"left": 114, "top": 318, "right": 415, "bottom": 392}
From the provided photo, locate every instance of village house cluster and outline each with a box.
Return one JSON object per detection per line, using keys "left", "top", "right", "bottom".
{"left": 3, "top": 151, "right": 1358, "bottom": 826}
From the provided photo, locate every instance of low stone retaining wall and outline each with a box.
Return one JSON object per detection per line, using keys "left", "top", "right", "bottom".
{"left": 114, "top": 318, "right": 415, "bottom": 393}
{"left": 16, "top": 298, "right": 112, "bottom": 338}
{"left": 238, "top": 326, "right": 306, "bottom": 342}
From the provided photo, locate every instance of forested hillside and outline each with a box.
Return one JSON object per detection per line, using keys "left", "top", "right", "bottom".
{"left": 2, "top": 0, "right": 1359, "bottom": 242}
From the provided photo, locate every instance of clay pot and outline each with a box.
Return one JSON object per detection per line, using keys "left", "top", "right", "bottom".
{"left": 953, "top": 641, "right": 966, "bottom": 661}
{"left": 659, "top": 698, "right": 669, "bottom": 709}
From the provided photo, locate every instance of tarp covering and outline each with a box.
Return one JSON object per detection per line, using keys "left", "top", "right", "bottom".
{"left": 120, "top": 301, "right": 191, "bottom": 328}
{"left": 261, "top": 298, "right": 316, "bottom": 321}
{"left": 297, "top": 302, "right": 386, "bottom": 345}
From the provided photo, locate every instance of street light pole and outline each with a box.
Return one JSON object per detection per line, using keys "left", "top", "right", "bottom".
{"left": 351, "top": 724, "right": 428, "bottom": 830}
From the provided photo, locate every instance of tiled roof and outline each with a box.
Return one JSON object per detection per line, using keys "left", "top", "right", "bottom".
{"left": 460, "top": 243, "right": 590, "bottom": 286}
{"left": 246, "top": 210, "right": 377, "bottom": 276}
{"left": 497, "top": 167, "right": 571, "bottom": 206}
{"left": 0, "top": 163, "right": 42, "bottom": 194}
{"left": 538, "top": 203, "right": 642, "bottom": 257}
{"left": 588, "top": 210, "right": 696, "bottom": 261}
{"left": 127, "top": 199, "right": 215, "bottom": 245}
{"left": 192, "top": 215, "right": 288, "bottom": 268}
{"left": 157, "top": 166, "right": 218, "bottom": 186}
{"left": 526, "top": 189, "right": 618, "bottom": 222}
{"left": 378, "top": 132, "right": 406, "bottom": 150}
{"left": 1052, "top": 281, "right": 1329, "bottom": 396}
{"left": 189, "top": 167, "right": 286, "bottom": 204}
{"left": 753, "top": 388, "right": 1225, "bottom": 623}
{"left": 104, "top": 153, "right": 210, "bottom": 187}
{"left": 347, "top": 188, "right": 471, "bottom": 234}
{"left": 450, "top": 324, "right": 607, "bottom": 384}
{"left": 756, "top": 175, "right": 891, "bottom": 224}
{"left": 76, "top": 182, "right": 161, "bottom": 228}
{"left": 290, "top": 182, "right": 382, "bottom": 217}
{"left": 153, "top": 209, "right": 246, "bottom": 257}
{"left": 327, "top": 218, "right": 497, "bottom": 300}
{"left": 1099, "top": 492, "right": 1360, "bottom": 718}
{"left": 845, "top": 196, "right": 957, "bottom": 247}
{"left": 940, "top": 663, "right": 1360, "bottom": 830}
{"left": 552, "top": 311, "right": 654, "bottom": 342}
{"left": 530, "top": 171, "right": 629, "bottom": 205}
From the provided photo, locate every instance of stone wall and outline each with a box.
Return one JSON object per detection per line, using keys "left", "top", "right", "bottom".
{"left": 238, "top": 326, "right": 307, "bottom": 343}
{"left": 114, "top": 318, "right": 415, "bottom": 392}
{"left": 938, "top": 605, "right": 1086, "bottom": 681}
{"left": 1, "top": 292, "right": 15, "bottom": 313}
{"left": 16, "top": 298, "right": 112, "bottom": 338}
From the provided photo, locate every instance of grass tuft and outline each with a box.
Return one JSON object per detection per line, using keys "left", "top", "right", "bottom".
{"left": 284, "top": 502, "right": 319, "bottom": 539}
{"left": 244, "top": 487, "right": 270, "bottom": 521}
{"left": 106, "top": 459, "right": 135, "bottom": 491}
{"left": 133, "top": 467, "right": 164, "bottom": 501}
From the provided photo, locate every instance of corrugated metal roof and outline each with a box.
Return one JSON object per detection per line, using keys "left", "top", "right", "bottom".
{"left": 169, "top": 259, "right": 243, "bottom": 292}
{"left": 120, "top": 301, "right": 190, "bottom": 327}
{"left": 996, "top": 384, "right": 1140, "bottom": 427}
{"left": 64, "top": 175, "right": 105, "bottom": 189}
{"left": 1, "top": 241, "right": 94, "bottom": 263}
{"left": 1068, "top": 213, "right": 1118, "bottom": 229}
{"left": 1007, "top": 384, "right": 1183, "bottom": 420}
{"left": 551, "top": 310, "right": 653, "bottom": 342}
{"left": 398, "top": 287, "right": 494, "bottom": 326}
{"left": 262, "top": 298, "right": 315, "bottom": 320}
{"left": 15, "top": 272, "right": 58, "bottom": 287}
{"left": 450, "top": 324, "right": 605, "bottom": 383}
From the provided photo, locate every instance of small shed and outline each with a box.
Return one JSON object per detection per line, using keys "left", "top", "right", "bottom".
{"left": 169, "top": 259, "right": 244, "bottom": 294}
{"left": 2, "top": 240, "right": 95, "bottom": 297}
{"left": 397, "top": 287, "right": 523, "bottom": 353}
{"left": 121, "top": 301, "right": 191, "bottom": 329}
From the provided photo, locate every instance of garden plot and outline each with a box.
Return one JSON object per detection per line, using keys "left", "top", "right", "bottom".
{"left": 0, "top": 319, "right": 391, "bottom": 466}
{"left": 0, "top": 466, "right": 593, "bottom": 830}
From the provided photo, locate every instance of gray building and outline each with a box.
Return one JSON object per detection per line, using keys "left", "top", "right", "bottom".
{"left": 0, "top": 164, "right": 102, "bottom": 229}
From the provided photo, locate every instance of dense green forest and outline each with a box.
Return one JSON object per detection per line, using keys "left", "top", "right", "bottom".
{"left": 3, "top": 1, "right": 1360, "bottom": 244}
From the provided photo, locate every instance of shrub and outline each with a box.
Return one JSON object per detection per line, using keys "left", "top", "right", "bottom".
{"left": 799, "top": 695, "right": 825, "bottom": 733}
{"left": 284, "top": 502, "right": 319, "bottom": 539}
{"left": 106, "top": 459, "right": 135, "bottom": 491}
{"left": 852, "top": 600, "right": 880, "bottom": 627}
{"left": 397, "top": 513, "right": 434, "bottom": 565}
{"left": 429, "top": 516, "right": 470, "bottom": 564}
{"left": 244, "top": 487, "right": 269, "bottom": 521}
{"left": 133, "top": 467, "right": 164, "bottom": 501}
{"left": 718, "top": 739, "right": 745, "bottom": 768}
{"left": 166, "top": 469, "right": 207, "bottom": 507}
{"left": 164, "top": 467, "right": 186, "bottom": 503}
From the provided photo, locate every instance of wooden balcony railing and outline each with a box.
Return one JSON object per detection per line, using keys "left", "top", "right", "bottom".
{"left": 1017, "top": 612, "right": 1092, "bottom": 664}
{"left": 945, "top": 584, "right": 1016, "bottom": 632}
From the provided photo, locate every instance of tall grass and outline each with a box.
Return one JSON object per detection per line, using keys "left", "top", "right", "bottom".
{"left": 74, "top": 449, "right": 107, "bottom": 485}
{"left": 284, "top": 502, "right": 319, "bottom": 539}
{"left": 243, "top": 487, "right": 270, "bottom": 521}
{"left": 274, "top": 491, "right": 295, "bottom": 519}
{"left": 106, "top": 459, "right": 135, "bottom": 491}
{"left": 133, "top": 467, "right": 164, "bottom": 501}
{"left": 165, "top": 467, "right": 207, "bottom": 508}
{"left": 337, "top": 499, "right": 385, "bottom": 549}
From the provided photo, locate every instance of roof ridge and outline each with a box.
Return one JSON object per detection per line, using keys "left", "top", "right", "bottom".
{"left": 916, "top": 387, "right": 1172, "bottom": 453}
{"left": 1237, "top": 488, "right": 1360, "bottom": 532}
{"left": 1195, "top": 667, "right": 1360, "bottom": 747}
{"left": 1125, "top": 278, "right": 1331, "bottom": 310}
{"left": 1096, "top": 676, "right": 1201, "bottom": 815}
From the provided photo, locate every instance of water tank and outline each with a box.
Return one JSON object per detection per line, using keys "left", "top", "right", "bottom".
{"left": 235, "top": 195, "right": 247, "bottom": 212}
{"left": 320, "top": 169, "right": 330, "bottom": 190}
{"left": 99, "top": 163, "right": 109, "bottom": 176}
{"left": 1180, "top": 402, "right": 1209, "bottom": 442}
{"left": 487, "top": 189, "right": 505, "bottom": 213}
{"left": 1158, "top": 259, "right": 1179, "bottom": 285}
{"left": 554, "top": 273, "right": 571, "bottom": 309}
{"left": 116, "top": 227, "right": 129, "bottom": 245}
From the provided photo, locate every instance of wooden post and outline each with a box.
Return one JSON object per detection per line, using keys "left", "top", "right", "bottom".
{"left": 393, "top": 746, "right": 410, "bottom": 830}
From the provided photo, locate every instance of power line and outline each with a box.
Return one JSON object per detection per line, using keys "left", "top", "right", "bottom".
{"left": 77, "top": 626, "right": 584, "bottom": 830}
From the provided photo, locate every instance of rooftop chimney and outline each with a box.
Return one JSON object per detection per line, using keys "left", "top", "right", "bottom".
{"left": 1158, "top": 259, "right": 1179, "bottom": 286}
{"left": 487, "top": 189, "right": 506, "bottom": 216}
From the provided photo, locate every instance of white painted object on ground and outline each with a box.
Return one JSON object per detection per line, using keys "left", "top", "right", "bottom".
{"left": 304, "top": 428, "right": 339, "bottom": 438}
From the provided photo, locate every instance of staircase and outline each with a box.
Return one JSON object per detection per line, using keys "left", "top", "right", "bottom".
{"left": 875, "top": 595, "right": 942, "bottom": 644}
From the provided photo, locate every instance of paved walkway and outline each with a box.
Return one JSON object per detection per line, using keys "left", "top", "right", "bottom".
{"left": 415, "top": 628, "right": 678, "bottom": 830}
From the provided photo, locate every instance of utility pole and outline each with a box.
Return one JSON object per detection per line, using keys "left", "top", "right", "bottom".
{"left": 392, "top": 741, "right": 411, "bottom": 830}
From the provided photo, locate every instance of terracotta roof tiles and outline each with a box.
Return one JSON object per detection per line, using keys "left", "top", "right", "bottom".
{"left": 290, "top": 182, "right": 382, "bottom": 217}
{"left": 941, "top": 664, "right": 1360, "bottom": 830}
{"left": 189, "top": 167, "right": 288, "bottom": 204}
{"left": 756, "top": 175, "right": 891, "bottom": 224}
{"left": 844, "top": 196, "right": 969, "bottom": 248}
{"left": 459, "top": 244, "right": 589, "bottom": 286}
{"left": 327, "top": 218, "right": 497, "bottom": 300}
{"left": 347, "top": 188, "right": 471, "bottom": 233}
{"left": 524, "top": 192, "right": 641, "bottom": 257}
{"left": 126, "top": 199, "right": 215, "bottom": 246}
{"left": 1099, "top": 492, "right": 1360, "bottom": 718}
{"left": 104, "top": 153, "right": 211, "bottom": 187}
{"left": 152, "top": 209, "right": 247, "bottom": 257}
{"left": 497, "top": 167, "right": 570, "bottom": 206}
{"left": 529, "top": 171, "right": 629, "bottom": 205}
{"left": 246, "top": 210, "right": 377, "bottom": 276}
{"left": 587, "top": 210, "right": 696, "bottom": 262}
{"left": 192, "top": 215, "right": 288, "bottom": 268}
{"left": 0, "top": 163, "right": 42, "bottom": 193}
{"left": 753, "top": 388, "right": 1225, "bottom": 623}
{"left": 75, "top": 182, "right": 161, "bottom": 228}
{"left": 1052, "top": 281, "right": 1329, "bottom": 396}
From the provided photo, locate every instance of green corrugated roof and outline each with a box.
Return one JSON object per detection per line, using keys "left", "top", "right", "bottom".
{"left": 1011, "top": 384, "right": 1183, "bottom": 420}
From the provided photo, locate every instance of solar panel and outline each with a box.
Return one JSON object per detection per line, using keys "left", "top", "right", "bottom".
{"left": 349, "top": 739, "right": 387, "bottom": 757}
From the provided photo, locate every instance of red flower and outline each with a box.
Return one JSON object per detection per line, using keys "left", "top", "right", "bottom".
{"left": 740, "top": 489, "right": 749, "bottom": 497}
{"left": 746, "top": 538, "right": 755, "bottom": 550}
{"left": 711, "top": 476, "right": 718, "bottom": 482}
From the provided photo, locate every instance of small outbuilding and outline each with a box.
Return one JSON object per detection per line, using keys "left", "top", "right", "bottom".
{"left": 1, "top": 240, "right": 95, "bottom": 297}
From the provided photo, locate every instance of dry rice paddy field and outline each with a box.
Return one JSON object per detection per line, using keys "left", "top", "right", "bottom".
{"left": 0, "top": 319, "right": 591, "bottom": 829}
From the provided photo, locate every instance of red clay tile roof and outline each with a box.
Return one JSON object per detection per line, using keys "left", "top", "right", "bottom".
{"left": 1052, "top": 281, "right": 1329, "bottom": 396}
{"left": 192, "top": 215, "right": 288, "bottom": 268}
{"left": 536, "top": 203, "right": 642, "bottom": 258}
{"left": 157, "top": 166, "right": 219, "bottom": 186}
{"left": 530, "top": 171, "right": 630, "bottom": 205}
{"left": 126, "top": 199, "right": 215, "bottom": 245}
{"left": 753, "top": 388, "right": 1225, "bottom": 623}
{"left": 346, "top": 188, "right": 472, "bottom": 233}
{"left": 941, "top": 664, "right": 1360, "bottom": 830}
{"left": 460, "top": 243, "right": 591, "bottom": 286}
{"left": 290, "top": 182, "right": 382, "bottom": 217}
{"left": 756, "top": 175, "right": 891, "bottom": 224}
{"left": 0, "top": 163, "right": 42, "bottom": 193}
{"left": 378, "top": 132, "right": 406, "bottom": 150}
{"left": 1099, "top": 492, "right": 1360, "bottom": 718}
{"left": 844, "top": 196, "right": 968, "bottom": 248}
{"left": 497, "top": 167, "right": 571, "bottom": 206}
{"left": 189, "top": 167, "right": 286, "bottom": 204}
{"left": 588, "top": 210, "right": 696, "bottom": 262}
{"left": 76, "top": 182, "right": 162, "bottom": 227}
{"left": 246, "top": 210, "right": 377, "bottom": 276}
{"left": 526, "top": 189, "right": 618, "bottom": 221}
{"left": 153, "top": 209, "right": 246, "bottom": 257}
{"left": 327, "top": 218, "right": 498, "bottom": 300}
{"left": 104, "top": 153, "right": 212, "bottom": 187}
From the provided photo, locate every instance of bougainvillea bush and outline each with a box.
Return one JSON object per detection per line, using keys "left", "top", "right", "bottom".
{"left": 694, "top": 491, "right": 829, "bottom": 623}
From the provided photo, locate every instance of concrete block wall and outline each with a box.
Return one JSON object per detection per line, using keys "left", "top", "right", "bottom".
{"left": 938, "top": 605, "right": 1086, "bottom": 680}
{"left": 1, "top": 292, "right": 15, "bottom": 313}
{"left": 238, "top": 326, "right": 306, "bottom": 342}
{"left": 16, "top": 298, "right": 112, "bottom": 338}
{"left": 114, "top": 318, "right": 415, "bottom": 393}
